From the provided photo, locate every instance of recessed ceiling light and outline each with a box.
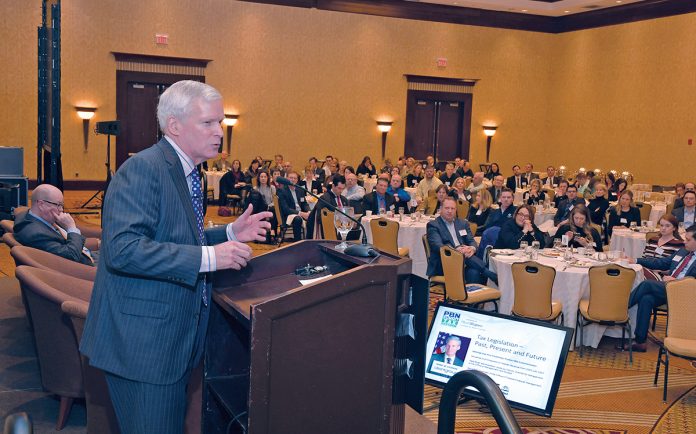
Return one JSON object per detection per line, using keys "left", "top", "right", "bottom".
{"left": 564, "top": 10, "right": 571, "bottom": 13}
{"left": 522, "top": 9, "right": 528, "bottom": 12}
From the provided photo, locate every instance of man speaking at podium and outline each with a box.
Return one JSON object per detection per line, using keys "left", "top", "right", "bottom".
{"left": 80, "top": 81, "right": 272, "bottom": 433}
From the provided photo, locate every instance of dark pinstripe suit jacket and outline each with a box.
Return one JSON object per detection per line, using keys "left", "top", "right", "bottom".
{"left": 80, "top": 138, "right": 228, "bottom": 385}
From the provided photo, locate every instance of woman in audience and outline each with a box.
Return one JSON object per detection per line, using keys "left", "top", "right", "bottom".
{"left": 381, "top": 158, "right": 394, "bottom": 174}
{"left": 495, "top": 205, "right": 545, "bottom": 249}
{"left": 219, "top": 159, "right": 247, "bottom": 204}
{"left": 606, "top": 190, "right": 641, "bottom": 237}
{"left": 406, "top": 164, "right": 423, "bottom": 188}
{"left": 638, "top": 214, "right": 685, "bottom": 280}
{"left": 609, "top": 178, "right": 628, "bottom": 201}
{"left": 449, "top": 177, "right": 469, "bottom": 201}
{"left": 523, "top": 178, "right": 546, "bottom": 205}
{"left": 356, "top": 156, "right": 377, "bottom": 177}
{"left": 587, "top": 182, "right": 610, "bottom": 226}
{"left": 554, "top": 205, "right": 603, "bottom": 252}
{"left": 390, "top": 166, "right": 403, "bottom": 186}
{"left": 605, "top": 172, "right": 616, "bottom": 193}
{"left": 251, "top": 171, "right": 277, "bottom": 241}
{"left": 419, "top": 184, "right": 449, "bottom": 215}
{"left": 302, "top": 165, "right": 322, "bottom": 194}
{"left": 484, "top": 162, "right": 502, "bottom": 181}
{"left": 270, "top": 168, "right": 283, "bottom": 189}
{"left": 245, "top": 159, "right": 262, "bottom": 185}
{"left": 467, "top": 189, "right": 493, "bottom": 236}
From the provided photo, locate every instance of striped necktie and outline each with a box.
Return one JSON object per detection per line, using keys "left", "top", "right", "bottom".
{"left": 190, "top": 168, "right": 207, "bottom": 307}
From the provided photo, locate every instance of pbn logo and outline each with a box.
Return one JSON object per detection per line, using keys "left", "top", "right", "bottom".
{"left": 441, "top": 311, "right": 460, "bottom": 327}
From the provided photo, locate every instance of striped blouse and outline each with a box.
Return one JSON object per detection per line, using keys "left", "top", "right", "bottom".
{"left": 642, "top": 237, "right": 684, "bottom": 259}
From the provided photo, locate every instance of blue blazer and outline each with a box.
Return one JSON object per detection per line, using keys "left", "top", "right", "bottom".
{"left": 671, "top": 206, "right": 695, "bottom": 225}
{"left": 80, "top": 138, "right": 229, "bottom": 385}
{"left": 426, "top": 217, "right": 477, "bottom": 277}
{"left": 638, "top": 248, "right": 696, "bottom": 278}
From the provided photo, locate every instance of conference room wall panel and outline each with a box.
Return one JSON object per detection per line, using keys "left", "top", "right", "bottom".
{"left": 0, "top": 0, "right": 693, "bottom": 185}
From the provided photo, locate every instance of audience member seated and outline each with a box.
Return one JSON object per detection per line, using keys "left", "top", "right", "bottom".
{"left": 542, "top": 165, "right": 562, "bottom": 189}
{"left": 245, "top": 159, "right": 261, "bottom": 183}
{"left": 640, "top": 215, "right": 685, "bottom": 280}
{"left": 449, "top": 177, "right": 472, "bottom": 202}
{"left": 575, "top": 172, "right": 590, "bottom": 196}
{"left": 308, "top": 175, "right": 348, "bottom": 239}
{"left": 466, "top": 172, "right": 487, "bottom": 195}
{"left": 506, "top": 165, "right": 527, "bottom": 191}
{"left": 481, "top": 188, "right": 516, "bottom": 233}
{"left": 419, "top": 184, "right": 449, "bottom": 215}
{"left": 606, "top": 190, "right": 641, "bottom": 237}
{"left": 270, "top": 168, "right": 284, "bottom": 190}
{"left": 211, "top": 151, "right": 232, "bottom": 171}
{"left": 467, "top": 190, "right": 493, "bottom": 236}
{"left": 672, "top": 190, "right": 696, "bottom": 226}
{"left": 271, "top": 154, "right": 284, "bottom": 173}
{"left": 13, "top": 184, "right": 96, "bottom": 265}
{"left": 356, "top": 156, "right": 377, "bottom": 177}
{"left": 608, "top": 178, "right": 628, "bottom": 202}
{"left": 523, "top": 179, "right": 546, "bottom": 205}
{"left": 426, "top": 197, "right": 498, "bottom": 285}
{"left": 276, "top": 171, "right": 310, "bottom": 241}
{"left": 344, "top": 173, "right": 366, "bottom": 202}
{"left": 495, "top": 205, "right": 545, "bottom": 249}
{"left": 219, "top": 159, "right": 248, "bottom": 204}
{"left": 439, "top": 163, "right": 458, "bottom": 187}
{"left": 401, "top": 156, "right": 416, "bottom": 177}
{"left": 554, "top": 205, "right": 603, "bottom": 252}
{"left": 308, "top": 156, "right": 326, "bottom": 184}
{"left": 604, "top": 172, "right": 616, "bottom": 194}
{"left": 488, "top": 175, "right": 504, "bottom": 204}
{"left": 415, "top": 166, "right": 442, "bottom": 205}
{"left": 387, "top": 174, "right": 411, "bottom": 214}
{"left": 523, "top": 163, "right": 539, "bottom": 184}
{"left": 587, "top": 182, "right": 610, "bottom": 226}
{"left": 456, "top": 159, "right": 474, "bottom": 178}
{"left": 626, "top": 224, "right": 696, "bottom": 352}
{"left": 553, "top": 184, "right": 584, "bottom": 226}
{"left": 484, "top": 162, "right": 502, "bottom": 181}
{"left": 362, "top": 178, "right": 395, "bottom": 215}
{"left": 301, "top": 165, "right": 323, "bottom": 194}
{"left": 553, "top": 180, "right": 569, "bottom": 208}
{"left": 405, "top": 164, "right": 423, "bottom": 189}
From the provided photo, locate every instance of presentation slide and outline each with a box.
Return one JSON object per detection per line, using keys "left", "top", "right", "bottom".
{"left": 424, "top": 304, "right": 572, "bottom": 416}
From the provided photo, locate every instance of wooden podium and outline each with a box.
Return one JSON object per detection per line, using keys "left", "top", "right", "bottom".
{"left": 202, "top": 240, "right": 434, "bottom": 434}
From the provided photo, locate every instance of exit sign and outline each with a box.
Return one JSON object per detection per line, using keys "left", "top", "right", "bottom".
{"left": 155, "top": 34, "right": 169, "bottom": 45}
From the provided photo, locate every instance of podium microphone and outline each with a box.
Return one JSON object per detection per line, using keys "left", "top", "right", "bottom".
{"left": 275, "top": 177, "right": 378, "bottom": 258}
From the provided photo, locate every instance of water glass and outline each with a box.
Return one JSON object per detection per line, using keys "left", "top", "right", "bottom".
{"left": 520, "top": 241, "right": 529, "bottom": 251}
{"left": 553, "top": 239, "right": 562, "bottom": 250}
{"left": 598, "top": 252, "right": 607, "bottom": 262}
{"left": 577, "top": 247, "right": 586, "bottom": 256}
{"left": 629, "top": 221, "right": 637, "bottom": 230}
{"left": 530, "top": 248, "right": 539, "bottom": 260}
{"left": 563, "top": 248, "right": 574, "bottom": 262}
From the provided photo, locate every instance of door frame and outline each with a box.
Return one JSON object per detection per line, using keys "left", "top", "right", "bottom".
{"left": 115, "top": 70, "right": 205, "bottom": 168}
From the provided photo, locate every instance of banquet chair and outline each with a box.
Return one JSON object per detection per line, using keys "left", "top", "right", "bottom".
{"left": 225, "top": 193, "right": 243, "bottom": 215}
{"left": 14, "top": 266, "right": 93, "bottom": 430}
{"left": 468, "top": 223, "right": 478, "bottom": 239}
{"left": 2, "top": 232, "right": 20, "bottom": 248}
{"left": 370, "top": 218, "right": 409, "bottom": 256}
{"left": 0, "top": 219, "right": 14, "bottom": 233}
{"left": 320, "top": 208, "right": 338, "bottom": 240}
{"left": 60, "top": 300, "right": 119, "bottom": 434}
{"left": 272, "top": 194, "right": 301, "bottom": 246}
{"left": 456, "top": 199, "right": 470, "bottom": 220}
{"left": 11, "top": 246, "right": 97, "bottom": 281}
{"left": 72, "top": 217, "right": 103, "bottom": 239}
{"left": 440, "top": 245, "right": 500, "bottom": 312}
{"left": 511, "top": 261, "right": 563, "bottom": 324}
{"left": 637, "top": 202, "right": 652, "bottom": 222}
{"left": 576, "top": 264, "right": 636, "bottom": 362}
{"left": 665, "top": 202, "right": 675, "bottom": 218}
{"left": 653, "top": 278, "right": 696, "bottom": 402}
{"left": 546, "top": 189, "right": 555, "bottom": 202}
{"left": 651, "top": 304, "right": 668, "bottom": 331}
{"left": 422, "top": 234, "right": 445, "bottom": 294}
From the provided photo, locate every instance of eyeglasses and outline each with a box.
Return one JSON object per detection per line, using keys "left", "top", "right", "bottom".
{"left": 40, "top": 199, "right": 64, "bottom": 209}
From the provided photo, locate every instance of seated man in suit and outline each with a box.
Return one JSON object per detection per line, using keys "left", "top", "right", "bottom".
{"left": 480, "top": 188, "right": 516, "bottom": 234}
{"left": 523, "top": 163, "right": 539, "bottom": 184}
{"left": 211, "top": 151, "right": 232, "bottom": 171}
{"left": 542, "top": 165, "right": 562, "bottom": 189}
{"left": 307, "top": 174, "right": 351, "bottom": 239}
{"left": 671, "top": 190, "right": 696, "bottom": 227}
{"left": 426, "top": 196, "right": 497, "bottom": 284}
{"left": 627, "top": 224, "right": 696, "bottom": 352}
{"left": 362, "top": 178, "right": 396, "bottom": 215}
{"left": 506, "top": 165, "right": 527, "bottom": 192}
{"left": 427, "top": 335, "right": 465, "bottom": 373}
{"left": 386, "top": 174, "right": 411, "bottom": 214}
{"left": 14, "top": 184, "right": 96, "bottom": 265}
{"left": 277, "top": 171, "right": 311, "bottom": 241}
{"left": 439, "top": 163, "right": 458, "bottom": 188}
{"left": 553, "top": 184, "right": 584, "bottom": 226}
{"left": 488, "top": 175, "right": 505, "bottom": 204}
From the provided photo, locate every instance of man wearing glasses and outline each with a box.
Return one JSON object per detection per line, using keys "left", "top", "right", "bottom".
{"left": 13, "top": 184, "right": 95, "bottom": 265}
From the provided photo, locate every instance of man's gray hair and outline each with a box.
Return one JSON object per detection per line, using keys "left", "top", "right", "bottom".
{"left": 446, "top": 335, "right": 461, "bottom": 345}
{"left": 157, "top": 80, "right": 222, "bottom": 133}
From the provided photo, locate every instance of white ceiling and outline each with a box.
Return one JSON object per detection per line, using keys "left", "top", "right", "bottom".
{"left": 408, "top": 0, "right": 644, "bottom": 17}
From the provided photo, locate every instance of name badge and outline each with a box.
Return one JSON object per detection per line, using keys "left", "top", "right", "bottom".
{"left": 568, "top": 204, "right": 573, "bottom": 210}
{"left": 459, "top": 229, "right": 467, "bottom": 236}
{"left": 595, "top": 208, "right": 601, "bottom": 213}
{"left": 476, "top": 209, "right": 482, "bottom": 216}
{"left": 445, "top": 182, "right": 450, "bottom": 186}
{"left": 390, "top": 204, "right": 395, "bottom": 210}
{"left": 465, "top": 194, "right": 471, "bottom": 201}
{"left": 412, "top": 180, "right": 417, "bottom": 185}
{"left": 620, "top": 218, "right": 627, "bottom": 224}
{"left": 655, "top": 247, "right": 665, "bottom": 255}
{"left": 672, "top": 255, "right": 683, "bottom": 262}
{"left": 300, "top": 197, "right": 305, "bottom": 202}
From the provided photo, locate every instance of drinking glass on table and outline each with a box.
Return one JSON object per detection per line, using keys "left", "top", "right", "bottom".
{"left": 630, "top": 221, "right": 637, "bottom": 231}
{"left": 563, "top": 248, "right": 574, "bottom": 262}
{"left": 334, "top": 207, "right": 356, "bottom": 251}
{"left": 520, "top": 241, "right": 529, "bottom": 251}
{"left": 553, "top": 239, "right": 562, "bottom": 250}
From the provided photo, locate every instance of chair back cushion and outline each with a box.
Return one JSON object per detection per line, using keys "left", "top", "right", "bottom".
{"left": 587, "top": 264, "right": 636, "bottom": 321}
{"left": 320, "top": 208, "right": 337, "bottom": 240}
{"left": 370, "top": 217, "right": 399, "bottom": 256}
{"left": 456, "top": 200, "right": 470, "bottom": 220}
{"left": 440, "top": 246, "right": 467, "bottom": 301}
{"left": 638, "top": 203, "right": 652, "bottom": 222}
{"left": 2, "top": 232, "right": 21, "bottom": 248}
{"left": 511, "top": 261, "right": 556, "bottom": 319}
{"left": 11, "top": 246, "right": 97, "bottom": 281}
{"left": 0, "top": 219, "right": 14, "bottom": 233}
{"left": 422, "top": 234, "right": 431, "bottom": 260}
{"left": 665, "top": 277, "right": 696, "bottom": 340}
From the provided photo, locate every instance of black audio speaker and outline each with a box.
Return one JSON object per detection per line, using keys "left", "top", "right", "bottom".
{"left": 0, "top": 147, "right": 24, "bottom": 176}
{"left": 0, "top": 177, "right": 28, "bottom": 211}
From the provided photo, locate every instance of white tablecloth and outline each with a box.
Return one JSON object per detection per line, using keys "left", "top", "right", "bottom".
{"left": 648, "top": 203, "right": 667, "bottom": 224}
{"left": 534, "top": 207, "right": 557, "bottom": 226}
{"left": 513, "top": 189, "right": 528, "bottom": 206}
{"left": 362, "top": 214, "right": 430, "bottom": 278}
{"left": 489, "top": 251, "right": 643, "bottom": 349}
{"left": 205, "top": 171, "right": 226, "bottom": 200}
{"left": 609, "top": 228, "right": 648, "bottom": 259}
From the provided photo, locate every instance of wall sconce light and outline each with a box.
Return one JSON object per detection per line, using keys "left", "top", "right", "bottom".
{"left": 76, "top": 107, "right": 97, "bottom": 150}
{"left": 377, "top": 121, "right": 393, "bottom": 160}
{"left": 223, "top": 114, "right": 239, "bottom": 153}
{"left": 482, "top": 125, "right": 497, "bottom": 162}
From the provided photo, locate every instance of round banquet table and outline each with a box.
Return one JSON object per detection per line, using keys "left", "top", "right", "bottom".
{"left": 361, "top": 214, "right": 429, "bottom": 278}
{"left": 205, "top": 170, "right": 226, "bottom": 200}
{"left": 489, "top": 249, "right": 643, "bottom": 349}
{"left": 609, "top": 228, "right": 648, "bottom": 259}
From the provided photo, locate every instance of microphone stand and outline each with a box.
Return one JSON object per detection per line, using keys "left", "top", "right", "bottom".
{"left": 277, "top": 177, "right": 378, "bottom": 257}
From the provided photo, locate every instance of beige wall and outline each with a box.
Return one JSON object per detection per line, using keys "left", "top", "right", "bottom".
{"left": 0, "top": 0, "right": 693, "bottom": 185}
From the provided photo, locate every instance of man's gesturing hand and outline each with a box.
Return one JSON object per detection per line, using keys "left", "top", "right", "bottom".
{"left": 214, "top": 241, "right": 253, "bottom": 270}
